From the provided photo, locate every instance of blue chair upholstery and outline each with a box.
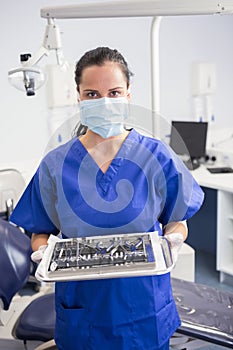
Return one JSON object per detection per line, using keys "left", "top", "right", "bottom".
{"left": 12, "top": 293, "right": 55, "bottom": 342}
{"left": 0, "top": 219, "right": 31, "bottom": 310}
{"left": 172, "top": 278, "right": 233, "bottom": 348}
{"left": 0, "top": 219, "right": 56, "bottom": 347}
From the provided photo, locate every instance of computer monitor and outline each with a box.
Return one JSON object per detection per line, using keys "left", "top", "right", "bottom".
{"left": 170, "top": 121, "right": 208, "bottom": 169}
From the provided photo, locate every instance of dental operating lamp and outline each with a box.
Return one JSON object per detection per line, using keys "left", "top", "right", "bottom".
{"left": 8, "top": 0, "right": 233, "bottom": 132}
{"left": 8, "top": 18, "right": 64, "bottom": 96}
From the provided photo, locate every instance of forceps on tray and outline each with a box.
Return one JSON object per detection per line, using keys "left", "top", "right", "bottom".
{"left": 35, "top": 232, "right": 174, "bottom": 282}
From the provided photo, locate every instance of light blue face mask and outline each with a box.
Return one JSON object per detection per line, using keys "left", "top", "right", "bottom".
{"left": 79, "top": 97, "right": 129, "bottom": 138}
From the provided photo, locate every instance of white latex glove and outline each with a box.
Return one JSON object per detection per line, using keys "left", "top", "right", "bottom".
{"left": 31, "top": 245, "right": 47, "bottom": 264}
{"left": 164, "top": 233, "right": 183, "bottom": 264}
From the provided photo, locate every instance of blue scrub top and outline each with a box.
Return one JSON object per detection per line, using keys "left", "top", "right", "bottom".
{"left": 10, "top": 129, "right": 204, "bottom": 350}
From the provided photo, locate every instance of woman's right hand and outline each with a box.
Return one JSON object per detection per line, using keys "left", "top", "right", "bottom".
{"left": 31, "top": 233, "right": 50, "bottom": 263}
{"left": 31, "top": 244, "right": 47, "bottom": 264}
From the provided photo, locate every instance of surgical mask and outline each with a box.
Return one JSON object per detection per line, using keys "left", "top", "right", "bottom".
{"left": 79, "top": 97, "right": 129, "bottom": 138}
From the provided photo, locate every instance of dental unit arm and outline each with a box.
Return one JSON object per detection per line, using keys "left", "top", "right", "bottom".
{"left": 8, "top": 18, "right": 65, "bottom": 96}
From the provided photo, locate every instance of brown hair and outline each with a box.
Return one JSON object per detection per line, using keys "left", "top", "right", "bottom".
{"left": 75, "top": 47, "right": 133, "bottom": 90}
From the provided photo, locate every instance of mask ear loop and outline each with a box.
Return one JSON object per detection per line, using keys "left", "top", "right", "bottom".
{"left": 126, "top": 86, "right": 131, "bottom": 101}
{"left": 123, "top": 90, "right": 131, "bottom": 131}
{"left": 76, "top": 92, "right": 87, "bottom": 136}
{"left": 73, "top": 88, "right": 87, "bottom": 137}
{"left": 77, "top": 86, "right": 81, "bottom": 103}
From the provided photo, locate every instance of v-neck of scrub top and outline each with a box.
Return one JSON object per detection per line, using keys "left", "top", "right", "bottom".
{"left": 76, "top": 129, "right": 135, "bottom": 193}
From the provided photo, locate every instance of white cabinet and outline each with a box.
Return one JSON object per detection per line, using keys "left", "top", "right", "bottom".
{"left": 217, "top": 190, "right": 233, "bottom": 282}
{"left": 191, "top": 165, "right": 233, "bottom": 284}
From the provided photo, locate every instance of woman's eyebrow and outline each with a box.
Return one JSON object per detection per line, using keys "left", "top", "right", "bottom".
{"left": 109, "top": 86, "right": 124, "bottom": 91}
{"left": 83, "top": 89, "right": 99, "bottom": 92}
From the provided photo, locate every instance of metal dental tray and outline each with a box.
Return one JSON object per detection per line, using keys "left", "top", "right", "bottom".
{"left": 35, "top": 232, "right": 174, "bottom": 282}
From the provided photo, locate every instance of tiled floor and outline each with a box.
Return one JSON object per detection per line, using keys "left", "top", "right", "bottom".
{"left": 0, "top": 339, "right": 42, "bottom": 349}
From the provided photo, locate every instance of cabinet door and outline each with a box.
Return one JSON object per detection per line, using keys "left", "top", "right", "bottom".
{"left": 217, "top": 190, "right": 233, "bottom": 278}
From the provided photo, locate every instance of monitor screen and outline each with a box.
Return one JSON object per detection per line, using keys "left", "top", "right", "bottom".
{"left": 170, "top": 121, "right": 208, "bottom": 160}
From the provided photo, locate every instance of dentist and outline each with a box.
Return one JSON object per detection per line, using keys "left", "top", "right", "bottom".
{"left": 10, "top": 47, "right": 204, "bottom": 350}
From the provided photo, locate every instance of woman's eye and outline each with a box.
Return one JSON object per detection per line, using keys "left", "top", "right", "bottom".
{"left": 110, "top": 91, "right": 121, "bottom": 97}
{"left": 87, "top": 92, "right": 99, "bottom": 98}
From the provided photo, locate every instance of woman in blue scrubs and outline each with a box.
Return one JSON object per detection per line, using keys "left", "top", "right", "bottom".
{"left": 10, "top": 47, "right": 204, "bottom": 350}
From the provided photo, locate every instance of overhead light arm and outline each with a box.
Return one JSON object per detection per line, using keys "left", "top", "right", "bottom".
{"left": 40, "top": 0, "right": 233, "bottom": 19}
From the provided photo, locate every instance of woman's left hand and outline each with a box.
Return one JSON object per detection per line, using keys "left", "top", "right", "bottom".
{"left": 164, "top": 232, "right": 183, "bottom": 264}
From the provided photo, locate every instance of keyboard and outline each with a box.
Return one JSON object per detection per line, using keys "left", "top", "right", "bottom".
{"left": 207, "top": 167, "right": 233, "bottom": 174}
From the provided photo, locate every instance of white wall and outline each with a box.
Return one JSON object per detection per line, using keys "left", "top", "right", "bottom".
{"left": 160, "top": 15, "right": 233, "bottom": 128}
{"left": 1, "top": 1, "right": 233, "bottom": 178}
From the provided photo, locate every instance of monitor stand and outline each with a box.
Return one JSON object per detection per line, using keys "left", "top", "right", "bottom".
{"left": 184, "top": 158, "right": 200, "bottom": 171}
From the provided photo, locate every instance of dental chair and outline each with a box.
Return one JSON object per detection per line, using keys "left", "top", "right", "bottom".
{"left": 0, "top": 219, "right": 56, "bottom": 350}
{"left": 171, "top": 278, "right": 233, "bottom": 349}
{"left": 0, "top": 168, "right": 41, "bottom": 292}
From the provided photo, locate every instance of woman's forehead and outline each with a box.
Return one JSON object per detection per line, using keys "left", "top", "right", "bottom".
{"left": 80, "top": 62, "right": 127, "bottom": 87}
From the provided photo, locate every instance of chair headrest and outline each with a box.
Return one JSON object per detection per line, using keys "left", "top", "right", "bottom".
{"left": 0, "top": 219, "right": 31, "bottom": 310}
